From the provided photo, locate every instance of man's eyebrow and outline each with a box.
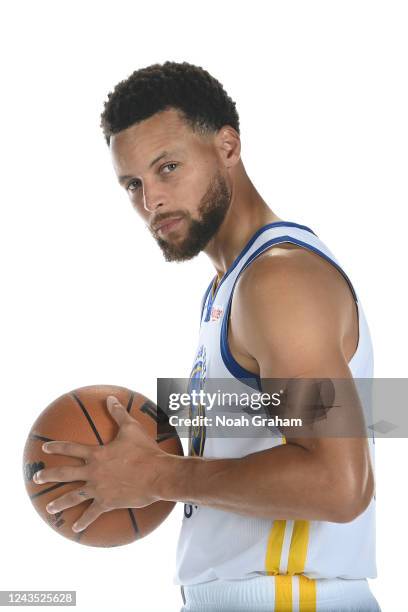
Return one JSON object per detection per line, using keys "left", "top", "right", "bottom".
{"left": 149, "top": 150, "right": 170, "bottom": 168}
{"left": 118, "top": 150, "right": 179, "bottom": 184}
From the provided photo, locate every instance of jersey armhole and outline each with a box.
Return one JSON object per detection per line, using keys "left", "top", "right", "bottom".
{"left": 220, "top": 236, "right": 360, "bottom": 388}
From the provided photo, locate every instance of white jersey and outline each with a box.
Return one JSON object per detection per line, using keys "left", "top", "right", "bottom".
{"left": 174, "top": 221, "right": 376, "bottom": 586}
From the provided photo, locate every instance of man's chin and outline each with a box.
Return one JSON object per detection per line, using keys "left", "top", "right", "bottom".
{"left": 157, "top": 241, "right": 202, "bottom": 262}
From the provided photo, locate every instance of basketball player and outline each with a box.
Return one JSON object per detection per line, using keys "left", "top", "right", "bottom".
{"left": 36, "top": 62, "right": 380, "bottom": 611}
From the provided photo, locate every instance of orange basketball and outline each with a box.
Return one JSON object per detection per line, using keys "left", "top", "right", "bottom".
{"left": 23, "top": 384, "right": 183, "bottom": 547}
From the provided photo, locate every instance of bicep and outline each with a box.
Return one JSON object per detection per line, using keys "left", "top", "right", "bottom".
{"left": 232, "top": 254, "right": 372, "bottom": 483}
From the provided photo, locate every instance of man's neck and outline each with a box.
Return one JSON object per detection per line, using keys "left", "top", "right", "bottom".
{"left": 204, "top": 170, "right": 282, "bottom": 280}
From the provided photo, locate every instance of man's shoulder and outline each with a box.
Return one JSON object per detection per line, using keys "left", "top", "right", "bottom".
{"left": 229, "top": 243, "right": 356, "bottom": 377}
{"left": 231, "top": 241, "right": 355, "bottom": 341}
{"left": 235, "top": 241, "right": 345, "bottom": 299}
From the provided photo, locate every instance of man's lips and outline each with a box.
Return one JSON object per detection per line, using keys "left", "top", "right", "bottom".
{"left": 153, "top": 217, "right": 183, "bottom": 235}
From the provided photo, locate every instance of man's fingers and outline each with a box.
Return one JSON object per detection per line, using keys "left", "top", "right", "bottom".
{"left": 107, "top": 395, "right": 133, "bottom": 426}
{"left": 46, "top": 488, "right": 93, "bottom": 514}
{"left": 72, "top": 500, "right": 104, "bottom": 532}
{"left": 42, "top": 441, "right": 94, "bottom": 460}
{"left": 33, "top": 465, "right": 87, "bottom": 484}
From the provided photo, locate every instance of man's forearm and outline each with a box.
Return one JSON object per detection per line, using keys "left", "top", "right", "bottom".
{"left": 157, "top": 443, "right": 371, "bottom": 523}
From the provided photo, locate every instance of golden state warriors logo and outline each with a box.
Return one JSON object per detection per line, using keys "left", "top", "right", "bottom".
{"left": 188, "top": 344, "right": 207, "bottom": 458}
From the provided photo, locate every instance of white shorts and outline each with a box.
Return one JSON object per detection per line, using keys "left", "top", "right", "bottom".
{"left": 180, "top": 575, "right": 381, "bottom": 611}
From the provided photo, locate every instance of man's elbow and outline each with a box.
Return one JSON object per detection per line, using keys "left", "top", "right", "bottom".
{"left": 329, "top": 469, "right": 375, "bottom": 523}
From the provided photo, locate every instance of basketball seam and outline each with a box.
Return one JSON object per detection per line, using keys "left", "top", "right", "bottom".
{"left": 71, "top": 392, "right": 104, "bottom": 445}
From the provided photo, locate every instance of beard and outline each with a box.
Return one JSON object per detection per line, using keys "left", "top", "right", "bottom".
{"left": 148, "top": 171, "right": 231, "bottom": 262}
{"left": 150, "top": 172, "right": 231, "bottom": 261}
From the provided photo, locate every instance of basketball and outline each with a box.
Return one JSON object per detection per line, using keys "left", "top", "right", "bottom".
{"left": 23, "top": 384, "right": 183, "bottom": 547}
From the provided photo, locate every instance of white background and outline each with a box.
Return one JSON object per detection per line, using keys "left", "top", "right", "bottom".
{"left": 1, "top": 1, "right": 407, "bottom": 610}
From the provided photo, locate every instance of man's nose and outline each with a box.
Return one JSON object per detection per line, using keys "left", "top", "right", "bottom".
{"left": 142, "top": 183, "right": 166, "bottom": 212}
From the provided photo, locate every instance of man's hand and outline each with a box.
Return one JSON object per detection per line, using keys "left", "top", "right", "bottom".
{"left": 32, "top": 395, "right": 168, "bottom": 532}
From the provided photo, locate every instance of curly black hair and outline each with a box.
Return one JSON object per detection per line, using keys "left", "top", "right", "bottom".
{"left": 100, "top": 61, "right": 240, "bottom": 145}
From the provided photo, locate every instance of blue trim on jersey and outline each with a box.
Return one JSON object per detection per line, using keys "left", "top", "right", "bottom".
{"left": 204, "top": 281, "right": 216, "bottom": 323}
{"left": 220, "top": 235, "right": 358, "bottom": 388}
{"left": 203, "top": 221, "right": 317, "bottom": 322}
{"left": 220, "top": 322, "right": 262, "bottom": 390}
{"left": 200, "top": 277, "right": 216, "bottom": 324}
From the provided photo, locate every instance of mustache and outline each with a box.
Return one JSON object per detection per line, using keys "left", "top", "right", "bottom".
{"left": 149, "top": 212, "right": 186, "bottom": 232}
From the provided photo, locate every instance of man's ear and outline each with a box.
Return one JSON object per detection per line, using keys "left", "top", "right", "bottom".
{"left": 215, "top": 126, "right": 241, "bottom": 168}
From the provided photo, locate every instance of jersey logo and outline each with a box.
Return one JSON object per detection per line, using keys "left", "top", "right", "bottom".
{"left": 210, "top": 305, "right": 224, "bottom": 321}
{"left": 184, "top": 345, "right": 207, "bottom": 519}
{"left": 188, "top": 344, "right": 207, "bottom": 458}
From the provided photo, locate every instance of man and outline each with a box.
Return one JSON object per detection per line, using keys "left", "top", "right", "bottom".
{"left": 34, "top": 62, "right": 380, "bottom": 611}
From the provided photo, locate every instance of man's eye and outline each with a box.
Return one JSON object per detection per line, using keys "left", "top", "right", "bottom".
{"left": 161, "top": 162, "right": 178, "bottom": 174}
{"left": 127, "top": 179, "right": 142, "bottom": 192}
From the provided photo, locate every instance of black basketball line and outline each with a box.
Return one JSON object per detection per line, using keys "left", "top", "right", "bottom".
{"left": 30, "top": 434, "right": 56, "bottom": 442}
{"left": 127, "top": 508, "right": 140, "bottom": 537}
{"left": 140, "top": 401, "right": 159, "bottom": 423}
{"left": 71, "top": 393, "right": 104, "bottom": 446}
{"left": 126, "top": 391, "right": 135, "bottom": 413}
{"left": 30, "top": 482, "right": 67, "bottom": 499}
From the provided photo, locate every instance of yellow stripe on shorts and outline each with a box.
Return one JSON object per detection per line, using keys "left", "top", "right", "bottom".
{"left": 275, "top": 575, "right": 293, "bottom": 611}
{"left": 299, "top": 575, "right": 317, "bottom": 612}
{"left": 266, "top": 431, "right": 316, "bottom": 611}
{"left": 287, "top": 520, "right": 310, "bottom": 574}
{"left": 287, "top": 521, "right": 316, "bottom": 611}
{"left": 265, "top": 520, "right": 286, "bottom": 574}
